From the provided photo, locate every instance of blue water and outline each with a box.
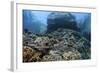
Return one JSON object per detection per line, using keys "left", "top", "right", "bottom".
{"left": 23, "top": 10, "right": 91, "bottom": 34}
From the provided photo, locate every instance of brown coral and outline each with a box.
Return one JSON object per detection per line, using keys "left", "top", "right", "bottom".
{"left": 23, "top": 46, "right": 43, "bottom": 62}
{"left": 23, "top": 46, "right": 35, "bottom": 62}
{"left": 28, "top": 52, "right": 42, "bottom": 62}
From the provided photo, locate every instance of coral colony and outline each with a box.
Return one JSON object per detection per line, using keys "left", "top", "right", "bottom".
{"left": 23, "top": 10, "right": 91, "bottom": 62}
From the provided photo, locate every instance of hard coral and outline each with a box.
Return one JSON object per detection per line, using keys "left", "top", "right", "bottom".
{"left": 43, "top": 54, "right": 62, "bottom": 61}
{"left": 62, "top": 50, "right": 81, "bottom": 60}
{"left": 23, "top": 46, "right": 35, "bottom": 62}
{"left": 23, "top": 46, "right": 43, "bottom": 62}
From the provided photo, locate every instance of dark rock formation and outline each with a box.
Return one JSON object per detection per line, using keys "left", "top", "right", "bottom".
{"left": 47, "top": 12, "right": 79, "bottom": 33}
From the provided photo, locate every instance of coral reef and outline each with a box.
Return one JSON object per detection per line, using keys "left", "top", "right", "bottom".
{"left": 23, "top": 28, "right": 91, "bottom": 62}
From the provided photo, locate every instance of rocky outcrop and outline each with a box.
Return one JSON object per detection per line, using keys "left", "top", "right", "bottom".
{"left": 47, "top": 12, "right": 79, "bottom": 33}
